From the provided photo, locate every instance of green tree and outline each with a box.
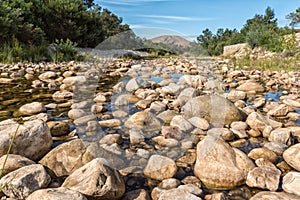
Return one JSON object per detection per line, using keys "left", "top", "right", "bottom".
{"left": 287, "top": 8, "right": 300, "bottom": 27}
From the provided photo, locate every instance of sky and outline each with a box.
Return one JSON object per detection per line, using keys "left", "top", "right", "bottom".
{"left": 97, "top": 0, "right": 299, "bottom": 41}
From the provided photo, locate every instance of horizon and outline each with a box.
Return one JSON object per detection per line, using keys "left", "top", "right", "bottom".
{"left": 97, "top": 0, "right": 299, "bottom": 41}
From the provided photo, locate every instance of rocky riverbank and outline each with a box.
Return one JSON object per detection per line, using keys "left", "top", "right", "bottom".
{"left": 0, "top": 57, "right": 300, "bottom": 200}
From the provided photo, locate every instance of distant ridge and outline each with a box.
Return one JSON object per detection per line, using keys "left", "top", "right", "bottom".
{"left": 150, "top": 35, "right": 192, "bottom": 48}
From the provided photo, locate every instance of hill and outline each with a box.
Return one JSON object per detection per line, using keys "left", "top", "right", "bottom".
{"left": 150, "top": 35, "right": 192, "bottom": 48}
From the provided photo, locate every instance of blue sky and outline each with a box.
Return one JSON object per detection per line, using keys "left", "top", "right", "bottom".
{"left": 97, "top": 0, "right": 299, "bottom": 41}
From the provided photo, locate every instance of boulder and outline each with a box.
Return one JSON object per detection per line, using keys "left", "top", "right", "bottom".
{"left": 268, "top": 104, "right": 289, "bottom": 117}
{"left": 246, "top": 166, "right": 281, "bottom": 191}
{"left": 0, "top": 119, "right": 52, "bottom": 161}
{"left": 122, "top": 189, "right": 151, "bottom": 200}
{"left": 47, "top": 121, "right": 70, "bottom": 136}
{"left": 236, "top": 81, "right": 265, "bottom": 92}
{"left": 39, "top": 139, "right": 95, "bottom": 177}
{"left": 125, "top": 109, "right": 162, "bottom": 131}
{"left": 62, "top": 158, "right": 125, "bottom": 199}
{"left": 19, "top": 102, "right": 46, "bottom": 115}
{"left": 223, "top": 43, "right": 250, "bottom": 57}
{"left": 269, "top": 128, "right": 292, "bottom": 145}
{"left": 283, "top": 143, "right": 300, "bottom": 171}
{"left": 194, "top": 135, "right": 254, "bottom": 190}
{"left": 144, "top": 155, "right": 177, "bottom": 181}
{"left": 27, "top": 187, "right": 88, "bottom": 200}
{"left": 182, "top": 95, "right": 245, "bottom": 126}
{"left": 250, "top": 191, "right": 300, "bottom": 200}
{"left": 170, "top": 115, "right": 194, "bottom": 133}
{"left": 0, "top": 164, "right": 51, "bottom": 199}
{"left": 0, "top": 154, "right": 35, "bottom": 176}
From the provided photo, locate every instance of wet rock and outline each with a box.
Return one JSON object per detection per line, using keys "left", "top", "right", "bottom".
{"left": 93, "top": 94, "right": 106, "bottom": 103}
{"left": 47, "top": 121, "right": 70, "bottom": 136}
{"left": 62, "top": 158, "right": 125, "bottom": 199}
{"left": 170, "top": 115, "right": 194, "bottom": 133}
{"left": 246, "top": 166, "right": 281, "bottom": 191}
{"left": 269, "top": 128, "right": 292, "bottom": 145}
{"left": 144, "top": 155, "right": 177, "bottom": 181}
{"left": 194, "top": 135, "right": 253, "bottom": 190}
{"left": 152, "top": 136, "right": 179, "bottom": 147}
{"left": 0, "top": 78, "right": 14, "bottom": 84}
{"left": 268, "top": 104, "right": 290, "bottom": 117}
{"left": 0, "top": 154, "right": 35, "bottom": 176}
{"left": 161, "top": 126, "right": 183, "bottom": 140}
{"left": 62, "top": 76, "right": 86, "bottom": 87}
{"left": 39, "top": 139, "right": 95, "bottom": 176}
{"left": 158, "top": 188, "right": 201, "bottom": 200}
{"left": 122, "top": 189, "right": 150, "bottom": 200}
{"left": 0, "top": 119, "right": 52, "bottom": 161}
{"left": 283, "top": 143, "right": 300, "bottom": 171}
{"left": 52, "top": 90, "right": 73, "bottom": 101}
{"left": 282, "top": 172, "right": 300, "bottom": 196}
{"left": 236, "top": 81, "right": 265, "bottom": 92}
{"left": 99, "top": 119, "right": 121, "bottom": 127}
{"left": 0, "top": 164, "right": 51, "bottom": 199}
{"left": 182, "top": 95, "right": 245, "bottom": 126}
{"left": 27, "top": 187, "right": 88, "bottom": 200}
{"left": 99, "top": 134, "right": 122, "bottom": 145}
{"left": 125, "top": 109, "right": 162, "bottom": 131}
{"left": 73, "top": 115, "right": 97, "bottom": 126}
{"left": 19, "top": 102, "right": 46, "bottom": 115}
{"left": 68, "top": 109, "right": 86, "bottom": 119}
{"left": 38, "top": 71, "right": 57, "bottom": 82}
{"left": 250, "top": 191, "right": 300, "bottom": 200}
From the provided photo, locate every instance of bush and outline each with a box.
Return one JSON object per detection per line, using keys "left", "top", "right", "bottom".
{"left": 48, "top": 39, "right": 78, "bottom": 62}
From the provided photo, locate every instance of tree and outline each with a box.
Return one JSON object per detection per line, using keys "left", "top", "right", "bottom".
{"left": 287, "top": 8, "right": 300, "bottom": 27}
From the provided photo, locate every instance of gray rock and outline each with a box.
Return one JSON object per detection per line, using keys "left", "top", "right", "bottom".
{"left": 19, "top": 102, "right": 46, "bottom": 115}
{"left": 130, "top": 128, "right": 145, "bottom": 144}
{"left": 283, "top": 172, "right": 300, "bottom": 196}
{"left": 99, "top": 119, "right": 121, "bottom": 127}
{"left": 283, "top": 143, "right": 300, "bottom": 171}
{"left": 177, "top": 184, "right": 203, "bottom": 196}
{"left": 246, "top": 166, "right": 281, "bottom": 191}
{"left": 0, "top": 119, "right": 52, "bottom": 161}
{"left": 26, "top": 187, "right": 88, "bottom": 200}
{"left": 182, "top": 95, "right": 245, "bottom": 126}
{"left": 269, "top": 128, "right": 292, "bottom": 145}
{"left": 194, "top": 135, "right": 253, "bottom": 190}
{"left": 0, "top": 164, "right": 51, "bottom": 199}
{"left": 158, "top": 188, "right": 201, "bottom": 200}
{"left": 158, "top": 178, "right": 180, "bottom": 189}
{"left": 157, "top": 110, "right": 178, "bottom": 124}
{"left": 161, "top": 126, "right": 183, "bottom": 140}
{"left": 144, "top": 155, "right": 177, "bottom": 181}
{"left": 264, "top": 142, "right": 287, "bottom": 156}
{"left": 62, "top": 158, "right": 125, "bottom": 199}
{"left": 161, "top": 83, "right": 185, "bottom": 95}
{"left": 0, "top": 154, "right": 35, "bottom": 176}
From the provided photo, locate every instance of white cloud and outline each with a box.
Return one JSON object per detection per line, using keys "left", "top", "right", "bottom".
{"left": 137, "top": 14, "right": 214, "bottom": 22}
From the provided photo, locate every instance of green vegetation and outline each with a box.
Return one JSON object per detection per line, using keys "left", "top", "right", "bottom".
{"left": 0, "top": 0, "right": 129, "bottom": 63}
{"left": 197, "top": 7, "right": 296, "bottom": 56}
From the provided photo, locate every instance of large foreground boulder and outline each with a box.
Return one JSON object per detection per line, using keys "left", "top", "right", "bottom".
{"left": 194, "top": 135, "right": 254, "bottom": 190}
{"left": 182, "top": 95, "right": 245, "bottom": 126}
{"left": 62, "top": 158, "right": 125, "bottom": 199}
{"left": 0, "top": 119, "right": 52, "bottom": 161}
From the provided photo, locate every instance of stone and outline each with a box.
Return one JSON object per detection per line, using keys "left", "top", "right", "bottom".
{"left": 207, "top": 128, "right": 235, "bottom": 141}
{"left": 268, "top": 104, "right": 289, "bottom": 117}
{"left": 264, "top": 142, "right": 287, "bottom": 156}
{"left": 246, "top": 112, "right": 281, "bottom": 133}
{"left": 177, "top": 184, "right": 203, "bottom": 196}
{"left": 0, "top": 154, "right": 35, "bottom": 176}
{"left": 158, "top": 188, "right": 201, "bottom": 200}
{"left": 226, "top": 90, "right": 247, "bottom": 101}
{"left": 248, "top": 148, "right": 278, "bottom": 163}
{"left": 250, "top": 191, "right": 300, "bottom": 200}
{"left": 125, "top": 109, "right": 162, "bottom": 131}
{"left": 0, "top": 164, "right": 51, "bottom": 199}
{"left": 161, "top": 126, "right": 183, "bottom": 140}
{"left": 236, "top": 81, "right": 265, "bottom": 92}
{"left": 223, "top": 43, "right": 250, "bottom": 57}
{"left": 246, "top": 166, "right": 281, "bottom": 191}
{"left": 126, "top": 78, "right": 150, "bottom": 93}
{"left": 182, "top": 95, "right": 245, "bottom": 126}
{"left": 0, "top": 119, "right": 52, "bottom": 161}
{"left": 122, "top": 189, "right": 150, "bottom": 200}
{"left": 38, "top": 71, "right": 57, "bottom": 82}
{"left": 283, "top": 99, "right": 300, "bottom": 108}
{"left": 283, "top": 172, "right": 300, "bottom": 196}
{"left": 99, "top": 119, "right": 121, "bottom": 127}
{"left": 26, "top": 187, "right": 88, "bottom": 200}
{"left": 283, "top": 143, "right": 300, "bottom": 171}
{"left": 63, "top": 76, "right": 86, "bottom": 87}
{"left": 47, "top": 121, "right": 70, "bottom": 136}
{"left": 269, "top": 128, "right": 292, "bottom": 145}
{"left": 99, "top": 134, "right": 122, "bottom": 145}
{"left": 194, "top": 135, "right": 253, "bottom": 190}
{"left": 68, "top": 109, "right": 86, "bottom": 119}
{"left": 62, "top": 158, "right": 125, "bottom": 199}
{"left": 150, "top": 101, "right": 166, "bottom": 113}
{"left": 143, "top": 155, "right": 177, "bottom": 181}
{"left": 130, "top": 128, "right": 145, "bottom": 144}
{"left": 158, "top": 178, "right": 180, "bottom": 189}
{"left": 152, "top": 136, "right": 179, "bottom": 147}
{"left": 157, "top": 110, "right": 178, "bottom": 124}
{"left": 161, "top": 83, "right": 185, "bottom": 95}
{"left": 230, "top": 121, "right": 248, "bottom": 131}
{"left": 52, "top": 90, "right": 73, "bottom": 101}
{"left": 188, "top": 117, "right": 210, "bottom": 130}
{"left": 39, "top": 139, "right": 95, "bottom": 177}
{"left": 178, "top": 75, "right": 206, "bottom": 88}
{"left": 170, "top": 115, "right": 194, "bottom": 133}
{"left": 19, "top": 102, "right": 46, "bottom": 115}
{"left": 73, "top": 115, "right": 97, "bottom": 126}
{"left": 93, "top": 94, "right": 106, "bottom": 103}
{"left": 181, "top": 176, "right": 202, "bottom": 188}
{"left": 255, "top": 158, "right": 276, "bottom": 168}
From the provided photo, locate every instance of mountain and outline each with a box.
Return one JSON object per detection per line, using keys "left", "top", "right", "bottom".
{"left": 150, "top": 35, "right": 192, "bottom": 48}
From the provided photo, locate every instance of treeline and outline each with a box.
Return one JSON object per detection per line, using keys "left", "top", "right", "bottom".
{"left": 197, "top": 7, "right": 298, "bottom": 56}
{"left": 0, "top": 0, "right": 129, "bottom": 62}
